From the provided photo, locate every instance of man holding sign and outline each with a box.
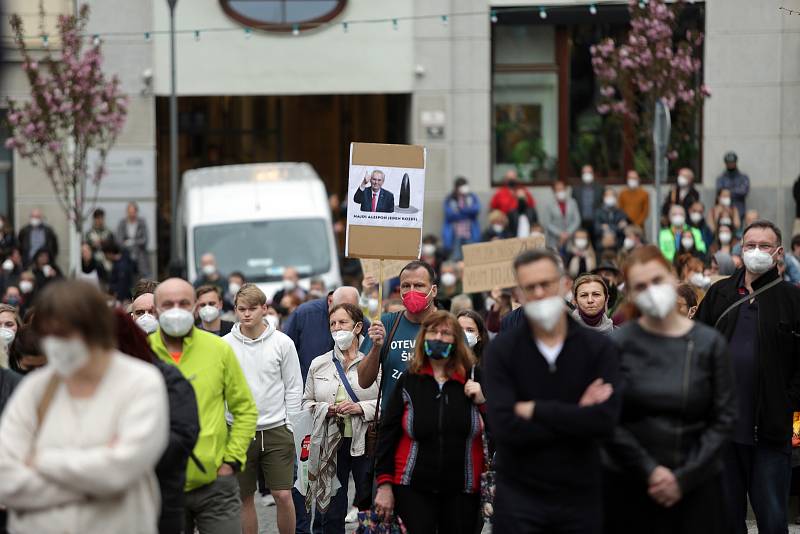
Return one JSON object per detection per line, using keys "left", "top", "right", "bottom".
{"left": 354, "top": 170, "right": 395, "bottom": 213}
{"left": 357, "top": 261, "right": 438, "bottom": 408}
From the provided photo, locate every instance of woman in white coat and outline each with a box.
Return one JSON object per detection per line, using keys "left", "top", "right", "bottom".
{"left": 302, "top": 303, "right": 379, "bottom": 534}
{"left": 0, "top": 280, "right": 169, "bottom": 534}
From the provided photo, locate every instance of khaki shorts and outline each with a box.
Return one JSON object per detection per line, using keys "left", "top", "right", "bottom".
{"left": 238, "top": 425, "right": 296, "bottom": 497}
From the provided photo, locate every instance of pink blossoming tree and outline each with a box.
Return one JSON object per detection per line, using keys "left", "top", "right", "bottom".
{"left": 5, "top": 5, "right": 127, "bottom": 272}
{"left": 590, "top": 0, "right": 708, "bottom": 173}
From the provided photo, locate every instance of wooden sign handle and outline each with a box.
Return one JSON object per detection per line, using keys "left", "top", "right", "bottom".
{"left": 376, "top": 260, "right": 383, "bottom": 322}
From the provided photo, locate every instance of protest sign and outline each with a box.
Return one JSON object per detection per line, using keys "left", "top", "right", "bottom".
{"left": 345, "top": 142, "right": 426, "bottom": 259}
{"left": 461, "top": 235, "right": 546, "bottom": 293}
{"left": 359, "top": 259, "right": 408, "bottom": 281}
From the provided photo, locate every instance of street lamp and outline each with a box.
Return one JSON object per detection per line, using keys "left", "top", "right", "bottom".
{"left": 168, "top": 0, "right": 180, "bottom": 263}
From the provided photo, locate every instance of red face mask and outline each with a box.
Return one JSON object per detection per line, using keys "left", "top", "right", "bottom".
{"left": 402, "top": 288, "right": 432, "bottom": 314}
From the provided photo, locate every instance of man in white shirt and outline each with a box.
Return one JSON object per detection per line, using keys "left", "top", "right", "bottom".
{"left": 223, "top": 284, "right": 303, "bottom": 534}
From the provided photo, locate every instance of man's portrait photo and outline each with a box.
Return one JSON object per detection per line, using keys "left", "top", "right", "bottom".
{"left": 353, "top": 169, "right": 395, "bottom": 213}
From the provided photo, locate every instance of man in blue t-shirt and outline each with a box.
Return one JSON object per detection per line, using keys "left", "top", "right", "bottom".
{"left": 358, "top": 260, "right": 439, "bottom": 410}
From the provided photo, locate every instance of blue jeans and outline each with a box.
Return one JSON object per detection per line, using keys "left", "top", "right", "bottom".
{"left": 313, "top": 438, "right": 370, "bottom": 534}
{"left": 724, "top": 442, "right": 792, "bottom": 534}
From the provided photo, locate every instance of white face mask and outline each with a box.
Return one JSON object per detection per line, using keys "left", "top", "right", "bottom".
{"left": 574, "top": 238, "right": 588, "bottom": 250}
{"left": 581, "top": 172, "right": 594, "bottom": 184}
{"left": 228, "top": 283, "right": 242, "bottom": 296}
{"left": 2, "top": 259, "right": 13, "bottom": 272}
{"left": 720, "top": 197, "right": 731, "bottom": 207}
{"left": 623, "top": 237, "right": 636, "bottom": 251}
{"left": 492, "top": 224, "right": 505, "bottom": 234}
{"left": 158, "top": 308, "right": 195, "bottom": 337}
{"left": 627, "top": 179, "right": 639, "bottom": 189}
{"left": 681, "top": 237, "right": 695, "bottom": 250}
{"left": 199, "top": 305, "right": 220, "bottom": 323}
{"left": 670, "top": 215, "right": 685, "bottom": 228}
{"left": 465, "top": 331, "right": 479, "bottom": 348}
{"left": 441, "top": 272, "right": 457, "bottom": 287}
{"left": 524, "top": 295, "right": 564, "bottom": 332}
{"left": 458, "top": 185, "right": 470, "bottom": 195}
{"left": 282, "top": 279, "right": 297, "bottom": 291}
{"left": 689, "top": 212, "right": 703, "bottom": 224}
{"left": 135, "top": 313, "right": 159, "bottom": 334}
{"left": 42, "top": 336, "right": 90, "bottom": 378}
{"left": 689, "top": 272, "right": 711, "bottom": 289}
{"left": 718, "top": 232, "right": 732, "bottom": 244}
{"left": 555, "top": 190, "right": 567, "bottom": 202}
{"left": 603, "top": 196, "right": 617, "bottom": 208}
{"left": 19, "top": 280, "right": 34, "bottom": 294}
{"left": 634, "top": 283, "right": 677, "bottom": 319}
{"left": 719, "top": 217, "right": 732, "bottom": 227}
{"left": 422, "top": 244, "right": 436, "bottom": 257}
{"left": 677, "top": 175, "right": 689, "bottom": 188}
{"left": 30, "top": 217, "right": 42, "bottom": 227}
{"left": 743, "top": 247, "right": 777, "bottom": 275}
{"left": 266, "top": 314, "right": 280, "bottom": 331}
{"left": 0, "top": 327, "right": 15, "bottom": 347}
{"left": 331, "top": 326, "right": 358, "bottom": 351}
{"left": 202, "top": 264, "right": 216, "bottom": 276}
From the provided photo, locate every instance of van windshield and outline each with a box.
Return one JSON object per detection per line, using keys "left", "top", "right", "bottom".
{"left": 193, "top": 219, "right": 332, "bottom": 283}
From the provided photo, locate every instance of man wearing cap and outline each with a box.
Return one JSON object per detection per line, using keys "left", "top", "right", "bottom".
{"left": 716, "top": 151, "right": 750, "bottom": 216}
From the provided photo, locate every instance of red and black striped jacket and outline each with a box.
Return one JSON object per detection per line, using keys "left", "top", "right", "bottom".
{"left": 375, "top": 365, "right": 484, "bottom": 494}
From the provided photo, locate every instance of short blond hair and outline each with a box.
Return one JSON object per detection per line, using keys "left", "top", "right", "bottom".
{"left": 234, "top": 283, "right": 266, "bottom": 308}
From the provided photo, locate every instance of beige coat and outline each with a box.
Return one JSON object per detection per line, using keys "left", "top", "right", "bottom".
{"left": 302, "top": 345, "right": 379, "bottom": 457}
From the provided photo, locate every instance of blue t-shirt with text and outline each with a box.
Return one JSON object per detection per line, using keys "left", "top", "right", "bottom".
{"left": 360, "top": 311, "right": 422, "bottom": 412}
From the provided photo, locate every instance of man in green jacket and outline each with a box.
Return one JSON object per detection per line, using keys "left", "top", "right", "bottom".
{"left": 149, "top": 278, "right": 257, "bottom": 534}
{"left": 659, "top": 204, "right": 708, "bottom": 262}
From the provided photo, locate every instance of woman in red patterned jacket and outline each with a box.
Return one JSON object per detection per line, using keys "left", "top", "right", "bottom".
{"left": 374, "top": 310, "right": 486, "bottom": 533}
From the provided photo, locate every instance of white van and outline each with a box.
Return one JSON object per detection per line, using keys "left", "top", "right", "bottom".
{"left": 179, "top": 163, "right": 341, "bottom": 299}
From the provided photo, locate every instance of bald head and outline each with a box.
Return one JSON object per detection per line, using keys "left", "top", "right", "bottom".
{"left": 131, "top": 292, "right": 155, "bottom": 318}
{"left": 331, "top": 286, "right": 360, "bottom": 307}
{"left": 154, "top": 278, "right": 195, "bottom": 315}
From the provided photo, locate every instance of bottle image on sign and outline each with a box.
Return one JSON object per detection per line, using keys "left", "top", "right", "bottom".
{"left": 399, "top": 173, "right": 411, "bottom": 208}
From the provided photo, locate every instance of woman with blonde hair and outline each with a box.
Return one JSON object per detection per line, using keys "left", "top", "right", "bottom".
{"left": 374, "top": 310, "right": 485, "bottom": 533}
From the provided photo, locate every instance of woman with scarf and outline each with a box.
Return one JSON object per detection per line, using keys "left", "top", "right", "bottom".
{"left": 302, "top": 303, "right": 379, "bottom": 533}
{"left": 571, "top": 274, "right": 614, "bottom": 334}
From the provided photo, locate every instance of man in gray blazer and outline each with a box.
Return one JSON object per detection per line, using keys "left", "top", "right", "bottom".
{"left": 117, "top": 201, "right": 150, "bottom": 278}
{"left": 541, "top": 180, "right": 581, "bottom": 250}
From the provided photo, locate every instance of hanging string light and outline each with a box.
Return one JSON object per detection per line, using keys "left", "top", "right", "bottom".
{"left": 490, "top": 10, "right": 498, "bottom": 24}
{"left": 292, "top": 24, "right": 300, "bottom": 36}
{"left": 539, "top": 7, "right": 548, "bottom": 19}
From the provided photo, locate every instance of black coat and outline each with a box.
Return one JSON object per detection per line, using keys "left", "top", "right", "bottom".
{"left": 18, "top": 224, "right": 58, "bottom": 267}
{"left": 154, "top": 360, "right": 200, "bottom": 534}
{"left": 376, "top": 367, "right": 484, "bottom": 494}
{"left": 605, "top": 322, "right": 736, "bottom": 493}
{"left": 484, "top": 317, "right": 621, "bottom": 496}
{"left": 696, "top": 267, "right": 800, "bottom": 447}
{"left": 0, "top": 368, "right": 21, "bottom": 416}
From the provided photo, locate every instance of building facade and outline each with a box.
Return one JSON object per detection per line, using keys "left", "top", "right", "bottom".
{"left": 1, "top": 0, "right": 798, "bottom": 274}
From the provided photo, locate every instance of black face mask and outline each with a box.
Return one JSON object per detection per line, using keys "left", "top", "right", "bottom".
{"left": 424, "top": 340, "right": 453, "bottom": 361}
{"left": 507, "top": 180, "right": 519, "bottom": 188}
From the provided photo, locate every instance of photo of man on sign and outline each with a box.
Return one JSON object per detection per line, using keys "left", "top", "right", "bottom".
{"left": 353, "top": 169, "right": 395, "bottom": 213}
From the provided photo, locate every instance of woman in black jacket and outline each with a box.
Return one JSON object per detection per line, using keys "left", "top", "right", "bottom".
{"left": 113, "top": 310, "right": 200, "bottom": 534}
{"left": 603, "top": 245, "right": 736, "bottom": 534}
{"left": 374, "top": 310, "right": 485, "bottom": 533}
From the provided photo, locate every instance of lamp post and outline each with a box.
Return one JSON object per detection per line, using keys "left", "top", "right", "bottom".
{"left": 168, "top": 0, "right": 180, "bottom": 262}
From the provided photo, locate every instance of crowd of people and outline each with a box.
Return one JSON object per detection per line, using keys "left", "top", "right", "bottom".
{"left": 0, "top": 153, "right": 799, "bottom": 534}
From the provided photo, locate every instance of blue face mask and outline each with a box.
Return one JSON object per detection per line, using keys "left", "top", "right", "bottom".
{"left": 4, "top": 296, "right": 19, "bottom": 307}
{"left": 424, "top": 340, "right": 453, "bottom": 360}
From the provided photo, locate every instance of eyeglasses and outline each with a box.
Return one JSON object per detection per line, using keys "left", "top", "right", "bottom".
{"left": 520, "top": 277, "right": 561, "bottom": 296}
{"left": 426, "top": 328, "right": 455, "bottom": 340}
{"left": 742, "top": 242, "right": 778, "bottom": 252}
